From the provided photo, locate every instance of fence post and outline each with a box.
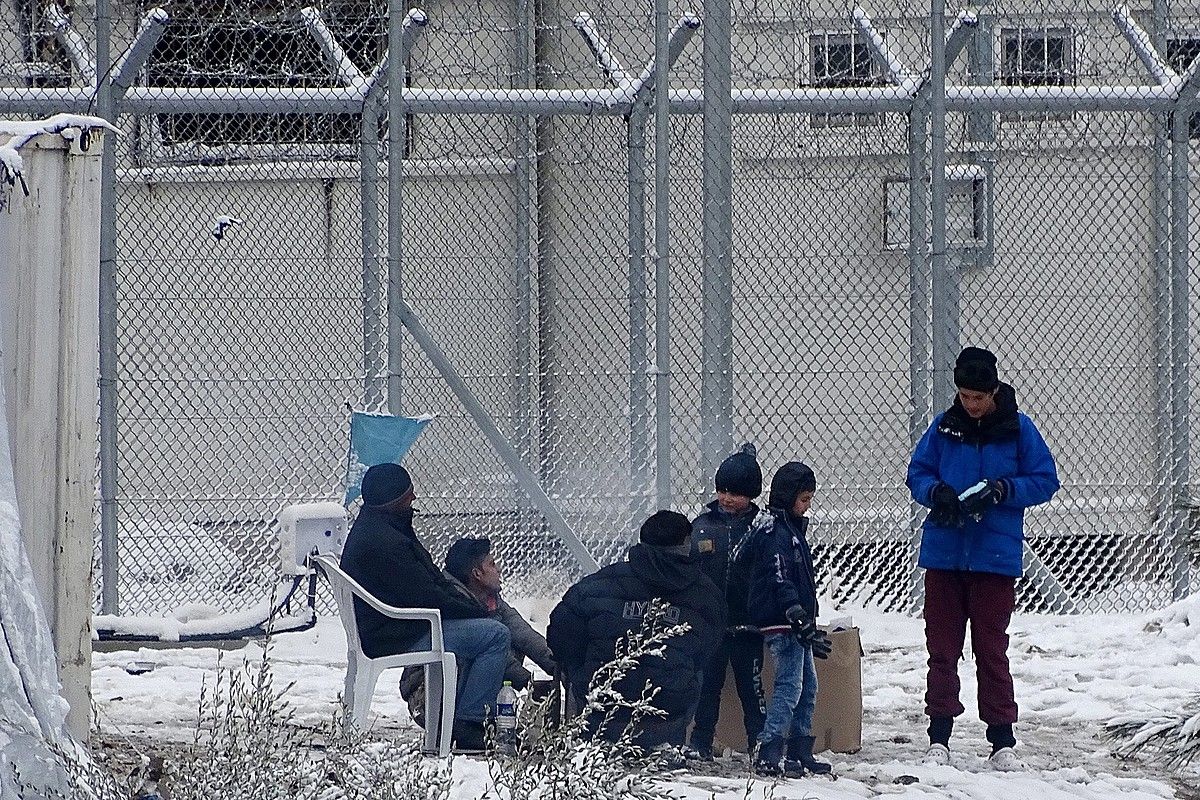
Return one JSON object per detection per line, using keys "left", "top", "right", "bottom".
{"left": 652, "top": 0, "right": 672, "bottom": 512}
{"left": 700, "top": 0, "right": 734, "bottom": 486}
{"left": 907, "top": 83, "right": 931, "bottom": 612}
{"left": 96, "top": 0, "right": 120, "bottom": 626}
{"left": 514, "top": 0, "right": 537, "bottom": 528}
{"left": 627, "top": 107, "right": 653, "bottom": 524}
{"left": 929, "top": 0, "right": 957, "bottom": 406}
{"left": 386, "top": 0, "right": 407, "bottom": 416}
{"left": 1, "top": 124, "right": 106, "bottom": 741}
{"left": 1170, "top": 106, "right": 1194, "bottom": 599}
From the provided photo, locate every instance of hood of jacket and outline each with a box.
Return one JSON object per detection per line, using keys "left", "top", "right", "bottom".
{"left": 938, "top": 382, "right": 1020, "bottom": 445}
{"left": 767, "top": 462, "right": 817, "bottom": 513}
{"left": 627, "top": 543, "right": 704, "bottom": 595}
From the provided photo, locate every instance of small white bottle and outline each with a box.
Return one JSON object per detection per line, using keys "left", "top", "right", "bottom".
{"left": 495, "top": 680, "right": 518, "bottom": 756}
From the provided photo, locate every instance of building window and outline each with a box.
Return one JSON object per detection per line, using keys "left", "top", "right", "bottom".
{"left": 884, "top": 167, "right": 989, "bottom": 253}
{"left": 1166, "top": 38, "right": 1200, "bottom": 139}
{"left": 999, "top": 27, "right": 1076, "bottom": 122}
{"left": 14, "top": 1, "right": 76, "bottom": 87}
{"left": 1000, "top": 27, "right": 1075, "bottom": 87}
{"left": 146, "top": 1, "right": 386, "bottom": 149}
{"left": 809, "top": 32, "right": 882, "bottom": 127}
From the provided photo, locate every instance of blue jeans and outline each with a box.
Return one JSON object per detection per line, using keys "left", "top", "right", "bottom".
{"left": 413, "top": 617, "right": 510, "bottom": 723}
{"left": 758, "top": 633, "right": 817, "bottom": 745}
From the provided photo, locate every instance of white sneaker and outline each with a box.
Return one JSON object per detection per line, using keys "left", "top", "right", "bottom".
{"left": 921, "top": 743, "right": 951, "bottom": 766}
{"left": 989, "top": 747, "right": 1025, "bottom": 772}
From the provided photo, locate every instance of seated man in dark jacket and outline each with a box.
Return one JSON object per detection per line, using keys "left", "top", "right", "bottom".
{"left": 339, "top": 463, "right": 510, "bottom": 750}
{"left": 400, "top": 536, "right": 557, "bottom": 724}
{"left": 547, "top": 510, "right": 724, "bottom": 752}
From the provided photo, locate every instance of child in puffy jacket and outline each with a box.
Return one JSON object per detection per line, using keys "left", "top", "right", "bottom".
{"left": 732, "top": 461, "right": 833, "bottom": 778}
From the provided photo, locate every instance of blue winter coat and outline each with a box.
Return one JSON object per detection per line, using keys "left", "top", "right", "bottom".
{"left": 907, "top": 384, "right": 1059, "bottom": 577}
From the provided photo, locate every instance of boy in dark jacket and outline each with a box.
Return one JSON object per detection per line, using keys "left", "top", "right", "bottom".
{"left": 686, "top": 443, "right": 767, "bottom": 760}
{"left": 733, "top": 462, "right": 833, "bottom": 778}
{"left": 339, "top": 463, "right": 511, "bottom": 750}
{"left": 547, "top": 510, "right": 724, "bottom": 752}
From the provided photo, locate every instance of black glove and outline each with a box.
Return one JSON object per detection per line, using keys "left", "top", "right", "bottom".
{"left": 959, "top": 479, "right": 1008, "bottom": 520}
{"left": 806, "top": 629, "right": 833, "bottom": 660}
{"left": 785, "top": 604, "right": 816, "bottom": 639}
{"left": 927, "top": 482, "right": 963, "bottom": 528}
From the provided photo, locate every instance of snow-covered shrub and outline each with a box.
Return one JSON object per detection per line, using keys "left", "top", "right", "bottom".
{"left": 24, "top": 600, "right": 748, "bottom": 799}
{"left": 485, "top": 598, "right": 691, "bottom": 800}
{"left": 21, "top": 638, "right": 452, "bottom": 800}
{"left": 1104, "top": 696, "right": 1200, "bottom": 775}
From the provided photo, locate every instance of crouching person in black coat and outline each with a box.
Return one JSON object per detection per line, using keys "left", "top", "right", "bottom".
{"left": 547, "top": 511, "right": 725, "bottom": 755}
{"left": 339, "top": 463, "right": 510, "bottom": 751}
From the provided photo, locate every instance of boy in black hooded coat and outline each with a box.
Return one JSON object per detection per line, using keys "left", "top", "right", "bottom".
{"left": 732, "top": 462, "right": 833, "bottom": 777}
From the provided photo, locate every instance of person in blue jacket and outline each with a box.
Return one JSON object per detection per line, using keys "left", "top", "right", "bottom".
{"left": 907, "top": 346, "right": 1059, "bottom": 772}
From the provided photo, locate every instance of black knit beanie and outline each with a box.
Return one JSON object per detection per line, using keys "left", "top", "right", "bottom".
{"left": 444, "top": 537, "right": 491, "bottom": 584}
{"left": 639, "top": 510, "right": 692, "bottom": 547}
{"left": 715, "top": 442, "right": 762, "bottom": 499}
{"left": 360, "top": 463, "right": 413, "bottom": 507}
{"left": 953, "top": 346, "right": 999, "bottom": 392}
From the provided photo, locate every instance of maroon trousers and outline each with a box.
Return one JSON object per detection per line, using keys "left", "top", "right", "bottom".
{"left": 923, "top": 568, "right": 1018, "bottom": 725}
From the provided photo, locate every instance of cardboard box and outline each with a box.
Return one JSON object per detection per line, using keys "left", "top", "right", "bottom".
{"left": 713, "top": 627, "right": 863, "bottom": 755}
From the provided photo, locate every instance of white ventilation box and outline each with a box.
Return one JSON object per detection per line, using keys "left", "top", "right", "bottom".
{"left": 277, "top": 502, "right": 348, "bottom": 575}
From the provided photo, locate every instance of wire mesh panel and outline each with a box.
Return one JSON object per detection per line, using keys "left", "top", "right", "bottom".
{"left": 0, "top": 0, "right": 1195, "bottom": 615}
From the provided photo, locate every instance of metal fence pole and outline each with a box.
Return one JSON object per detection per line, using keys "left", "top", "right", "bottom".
{"left": 1147, "top": 0, "right": 1173, "bottom": 559}
{"left": 700, "top": 0, "right": 734, "bottom": 485}
{"left": 907, "top": 86, "right": 931, "bottom": 612}
{"left": 652, "top": 0, "right": 672, "bottom": 511}
{"left": 514, "top": 0, "right": 537, "bottom": 530}
{"left": 386, "top": 0, "right": 407, "bottom": 415}
{"left": 1170, "top": 107, "right": 1193, "bottom": 599}
{"left": 627, "top": 107, "right": 653, "bottom": 521}
{"left": 361, "top": 102, "right": 385, "bottom": 409}
{"left": 929, "top": 0, "right": 956, "bottom": 405}
{"left": 96, "top": 0, "right": 119, "bottom": 615}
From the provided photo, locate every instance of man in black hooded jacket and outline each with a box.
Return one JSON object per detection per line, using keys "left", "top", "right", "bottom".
{"left": 547, "top": 510, "right": 725, "bottom": 751}
{"left": 339, "top": 463, "right": 510, "bottom": 750}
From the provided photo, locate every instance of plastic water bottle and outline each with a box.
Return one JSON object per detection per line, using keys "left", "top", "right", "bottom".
{"left": 496, "top": 680, "right": 518, "bottom": 756}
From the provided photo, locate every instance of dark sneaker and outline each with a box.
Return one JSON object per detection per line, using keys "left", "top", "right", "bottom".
{"left": 783, "top": 759, "right": 806, "bottom": 778}
{"left": 683, "top": 744, "right": 714, "bottom": 762}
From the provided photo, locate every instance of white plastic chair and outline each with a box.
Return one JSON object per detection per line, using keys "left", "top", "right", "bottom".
{"left": 309, "top": 553, "right": 457, "bottom": 756}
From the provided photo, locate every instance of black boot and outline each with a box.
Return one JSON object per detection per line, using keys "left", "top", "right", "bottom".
{"left": 753, "top": 739, "right": 784, "bottom": 777}
{"left": 986, "top": 723, "right": 1016, "bottom": 755}
{"left": 927, "top": 716, "right": 953, "bottom": 747}
{"left": 788, "top": 735, "right": 832, "bottom": 775}
{"left": 685, "top": 735, "right": 714, "bottom": 762}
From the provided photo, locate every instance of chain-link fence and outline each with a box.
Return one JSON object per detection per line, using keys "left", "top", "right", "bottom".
{"left": 1, "top": 0, "right": 1196, "bottom": 617}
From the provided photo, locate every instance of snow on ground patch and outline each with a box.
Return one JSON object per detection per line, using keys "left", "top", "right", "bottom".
{"left": 92, "top": 602, "right": 1198, "bottom": 798}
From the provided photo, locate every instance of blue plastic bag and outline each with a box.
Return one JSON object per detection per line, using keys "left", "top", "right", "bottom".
{"left": 344, "top": 412, "right": 433, "bottom": 505}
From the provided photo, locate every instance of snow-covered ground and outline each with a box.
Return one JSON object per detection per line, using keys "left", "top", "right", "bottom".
{"left": 91, "top": 591, "right": 1200, "bottom": 799}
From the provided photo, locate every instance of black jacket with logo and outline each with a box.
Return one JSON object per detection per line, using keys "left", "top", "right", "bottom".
{"left": 690, "top": 500, "right": 759, "bottom": 628}
{"left": 547, "top": 543, "right": 724, "bottom": 731}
